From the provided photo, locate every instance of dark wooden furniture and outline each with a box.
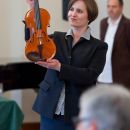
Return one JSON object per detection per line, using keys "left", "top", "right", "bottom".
{"left": 0, "top": 58, "right": 46, "bottom": 92}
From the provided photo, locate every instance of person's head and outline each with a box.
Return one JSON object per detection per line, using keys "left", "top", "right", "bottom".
{"left": 75, "top": 84, "right": 130, "bottom": 130}
{"left": 67, "top": 0, "right": 98, "bottom": 29}
{"left": 107, "top": 0, "right": 124, "bottom": 20}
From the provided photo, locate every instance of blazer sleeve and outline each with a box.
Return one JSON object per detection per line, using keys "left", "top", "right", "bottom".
{"left": 59, "top": 43, "right": 108, "bottom": 85}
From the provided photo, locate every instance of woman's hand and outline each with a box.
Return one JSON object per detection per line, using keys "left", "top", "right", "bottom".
{"left": 35, "top": 59, "right": 61, "bottom": 72}
{"left": 26, "top": 0, "right": 34, "bottom": 8}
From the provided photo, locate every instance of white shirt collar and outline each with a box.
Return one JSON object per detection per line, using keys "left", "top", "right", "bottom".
{"left": 108, "top": 15, "right": 122, "bottom": 26}
{"left": 66, "top": 27, "right": 91, "bottom": 41}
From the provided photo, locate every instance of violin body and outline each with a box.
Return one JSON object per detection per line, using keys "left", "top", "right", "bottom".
{"left": 24, "top": 1, "right": 56, "bottom": 62}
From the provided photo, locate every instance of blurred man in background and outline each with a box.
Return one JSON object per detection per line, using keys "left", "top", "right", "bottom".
{"left": 75, "top": 84, "right": 130, "bottom": 130}
{"left": 98, "top": 0, "right": 130, "bottom": 88}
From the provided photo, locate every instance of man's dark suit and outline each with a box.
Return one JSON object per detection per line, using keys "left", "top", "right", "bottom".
{"left": 100, "top": 15, "right": 130, "bottom": 87}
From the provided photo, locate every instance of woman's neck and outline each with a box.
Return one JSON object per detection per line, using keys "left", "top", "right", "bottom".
{"left": 72, "top": 26, "right": 88, "bottom": 44}
{"left": 72, "top": 26, "right": 87, "bottom": 36}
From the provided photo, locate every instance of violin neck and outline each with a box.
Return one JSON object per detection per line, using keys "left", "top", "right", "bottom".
{"left": 34, "top": 0, "right": 42, "bottom": 29}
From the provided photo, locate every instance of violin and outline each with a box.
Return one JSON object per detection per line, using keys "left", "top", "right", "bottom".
{"left": 24, "top": 0, "right": 56, "bottom": 62}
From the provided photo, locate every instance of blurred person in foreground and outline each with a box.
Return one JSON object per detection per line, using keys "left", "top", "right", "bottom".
{"left": 76, "top": 84, "right": 130, "bottom": 130}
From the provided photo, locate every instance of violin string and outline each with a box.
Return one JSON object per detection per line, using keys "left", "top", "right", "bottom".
{"left": 34, "top": 0, "right": 41, "bottom": 29}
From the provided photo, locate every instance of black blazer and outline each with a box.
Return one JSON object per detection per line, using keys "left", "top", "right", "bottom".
{"left": 33, "top": 31, "right": 108, "bottom": 122}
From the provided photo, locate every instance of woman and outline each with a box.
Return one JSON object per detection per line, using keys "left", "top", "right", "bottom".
{"left": 26, "top": 0, "right": 108, "bottom": 130}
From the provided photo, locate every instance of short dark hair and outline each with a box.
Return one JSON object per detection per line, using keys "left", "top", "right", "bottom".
{"left": 68, "top": 0, "right": 98, "bottom": 24}
{"left": 108, "top": 0, "right": 124, "bottom": 6}
{"left": 118, "top": 0, "right": 124, "bottom": 6}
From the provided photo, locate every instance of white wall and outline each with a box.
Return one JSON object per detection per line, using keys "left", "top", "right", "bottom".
{"left": 90, "top": 0, "right": 108, "bottom": 38}
{"left": 0, "top": 0, "right": 27, "bottom": 58}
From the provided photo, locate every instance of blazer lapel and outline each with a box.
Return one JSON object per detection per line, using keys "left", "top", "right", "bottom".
{"left": 58, "top": 32, "right": 72, "bottom": 64}
{"left": 113, "top": 16, "right": 125, "bottom": 50}
{"left": 101, "top": 19, "right": 108, "bottom": 41}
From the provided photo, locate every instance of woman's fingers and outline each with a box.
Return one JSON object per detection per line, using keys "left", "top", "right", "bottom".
{"left": 35, "top": 59, "right": 61, "bottom": 71}
{"left": 35, "top": 61, "right": 48, "bottom": 68}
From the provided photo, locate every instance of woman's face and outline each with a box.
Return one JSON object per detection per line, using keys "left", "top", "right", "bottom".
{"left": 68, "top": 0, "right": 88, "bottom": 29}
